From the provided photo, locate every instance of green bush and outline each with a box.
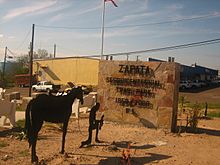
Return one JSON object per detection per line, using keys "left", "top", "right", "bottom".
{"left": 16, "top": 106, "right": 25, "bottom": 111}
{"left": 188, "top": 103, "right": 201, "bottom": 129}
{"left": 208, "top": 112, "right": 220, "bottom": 118}
{"left": 16, "top": 119, "right": 25, "bottom": 129}
{"left": 207, "top": 103, "right": 220, "bottom": 109}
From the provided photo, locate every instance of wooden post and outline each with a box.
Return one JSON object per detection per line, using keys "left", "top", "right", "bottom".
{"left": 29, "top": 24, "right": 35, "bottom": 97}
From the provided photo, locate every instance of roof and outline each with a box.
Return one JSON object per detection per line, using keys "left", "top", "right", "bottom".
{"left": 181, "top": 64, "right": 218, "bottom": 76}
{"left": 15, "top": 74, "right": 30, "bottom": 77}
{"left": 33, "top": 56, "right": 100, "bottom": 62}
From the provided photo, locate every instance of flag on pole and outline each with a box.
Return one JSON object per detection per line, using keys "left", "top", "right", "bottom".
{"left": 105, "top": 0, "right": 118, "bottom": 7}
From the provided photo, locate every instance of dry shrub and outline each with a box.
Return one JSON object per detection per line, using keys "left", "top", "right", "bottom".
{"left": 188, "top": 102, "right": 201, "bottom": 130}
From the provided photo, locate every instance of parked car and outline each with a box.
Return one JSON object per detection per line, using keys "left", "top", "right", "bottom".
{"left": 212, "top": 78, "right": 220, "bottom": 84}
{"left": 191, "top": 80, "right": 206, "bottom": 88}
{"left": 179, "top": 80, "right": 192, "bottom": 89}
{"left": 32, "top": 81, "right": 60, "bottom": 93}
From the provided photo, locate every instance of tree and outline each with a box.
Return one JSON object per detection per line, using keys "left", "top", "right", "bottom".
{"left": 17, "top": 54, "right": 29, "bottom": 67}
{"left": 2, "top": 48, "right": 50, "bottom": 87}
{"left": 0, "top": 69, "right": 3, "bottom": 86}
{"left": 36, "top": 49, "right": 49, "bottom": 59}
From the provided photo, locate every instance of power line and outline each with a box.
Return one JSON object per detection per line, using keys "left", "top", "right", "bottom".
{"left": 82, "top": 38, "right": 220, "bottom": 58}
{"left": 7, "top": 48, "right": 18, "bottom": 57}
{"left": 104, "top": 13, "right": 220, "bottom": 29}
{"left": 35, "top": 13, "right": 220, "bottom": 30}
{"left": 6, "top": 38, "right": 220, "bottom": 59}
{"left": 16, "top": 29, "right": 31, "bottom": 50}
{"left": 35, "top": 24, "right": 99, "bottom": 30}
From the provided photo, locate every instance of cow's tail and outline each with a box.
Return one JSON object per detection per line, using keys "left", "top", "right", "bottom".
{"left": 25, "top": 99, "right": 33, "bottom": 148}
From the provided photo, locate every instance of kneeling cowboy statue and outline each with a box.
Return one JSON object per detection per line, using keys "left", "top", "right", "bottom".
{"left": 80, "top": 102, "right": 104, "bottom": 147}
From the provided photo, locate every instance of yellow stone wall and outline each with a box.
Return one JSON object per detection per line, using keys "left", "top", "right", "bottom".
{"left": 33, "top": 57, "right": 99, "bottom": 86}
{"left": 98, "top": 60, "right": 180, "bottom": 131}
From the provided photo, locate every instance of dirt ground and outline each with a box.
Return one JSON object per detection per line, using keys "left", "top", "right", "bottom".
{"left": 0, "top": 117, "right": 219, "bottom": 165}
{"left": 0, "top": 87, "right": 219, "bottom": 164}
{"left": 179, "top": 86, "right": 220, "bottom": 103}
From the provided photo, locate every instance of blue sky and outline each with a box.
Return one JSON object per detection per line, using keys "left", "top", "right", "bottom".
{"left": 0, "top": 0, "right": 220, "bottom": 69}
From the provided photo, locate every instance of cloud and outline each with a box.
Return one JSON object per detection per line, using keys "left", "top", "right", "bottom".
{"left": 107, "top": 0, "right": 151, "bottom": 25}
{"left": 105, "top": 27, "right": 145, "bottom": 38}
{"left": 165, "top": 4, "right": 184, "bottom": 11}
{"left": 0, "top": 0, "right": 5, "bottom": 4}
{"left": 170, "top": 11, "right": 220, "bottom": 21}
{"left": 3, "top": 0, "right": 57, "bottom": 20}
{"left": 118, "top": 0, "right": 148, "bottom": 4}
{"left": 8, "top": 36, "right": 15, "bottom": 39}
{"left": 109, "top": 11, "right": 158, "bottom": 25}
{"left": 68, "top": 27, "right": 146, "bottom": 39}
{"left": 0, "top": 34, "right": 15, "bottom": 39}
{"left": 72, "top": 4, "right": 101, "bottom": 17}
{"left": 49, "top": 4, "right": 101, "bottom": 23}
{"left": 49, "top": 13, "right": 64, "bottom": 22}
{"left": 118, "top": 0, "right": 149, "bottom": 10}
{"left": 37, "top": 26, "right": 146, "bottom": 43}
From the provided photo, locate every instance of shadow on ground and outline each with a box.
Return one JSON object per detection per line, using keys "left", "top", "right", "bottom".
{"left": 112, "top": 141, "right": 156, "bottom": 150}
{"left": 177, "top": 126, "right": 220, "bottom": 136}
{"left": 0, "top": 127, "right": 23, "bottom": 137}
{"left": 67, "top": 153, "right": 171, "bottom": 165}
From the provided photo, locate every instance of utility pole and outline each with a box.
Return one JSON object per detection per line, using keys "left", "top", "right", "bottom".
{"left": 53, "top": 44, "right": 56, "bottom": 58}
{"left": 29, "top": 24, "right": 35, "bottom": 97}
{"left": 2, "top": 46, "right": 7, "bottom": 88}
{"left": 126, "top": 54, "right": 129, "bottom": 61}
{"left": 100, "top": 0, "right": 106, "bottom": 60}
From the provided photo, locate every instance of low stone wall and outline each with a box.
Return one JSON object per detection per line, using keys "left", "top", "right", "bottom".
{"left": 20, "top": 97, "right": 33, "bottom": 111}
{"left": 98, "top": 60, "right": 180, "bottom": 131}
{"left": 4, "top": 92, "right": 20, "bottom": 101}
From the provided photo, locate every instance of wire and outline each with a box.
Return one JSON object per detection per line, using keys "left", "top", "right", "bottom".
{"left": 35, "top": 13, "right": 220, "bottom": 30}
{"left": 35, "top": 24, "right": 99, "bottom": 30}
{"left": 16, "top": 29, "right": 31, "bottom": 50}
{"left": 104, "top": 13, "right": 220, "bottom": 29}
{"left": 6, "top": 38, "right": 220, "bottom": 60}
{"left": 81, "top": 38, "right": 220, "bottom": 58}
{"left": 7, "top": 48, "right": 19, "bottom": 58}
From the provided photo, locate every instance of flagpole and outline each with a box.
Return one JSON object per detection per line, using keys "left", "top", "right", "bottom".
{"left": 100, "top": 0, "right": 106, "bottom": 60}
{"left": 2, "top": 47, "right": 7, "bottom": 88}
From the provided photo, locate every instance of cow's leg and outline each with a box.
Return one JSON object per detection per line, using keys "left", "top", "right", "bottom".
{"left": 8, "top": 109, "right": 16, "bottom": 127}
{"left": 10, "top": 103, "right": 16, "bottom": 127}
{"left": 31, "top": 133, "right": 38, "bottom": 163}
{"left": 95, "top": 123, "right": 100, "bottom": 143}
{"left": 3, "top": 116, "right": 7, "bottom": 126}
{"left": 87, "top": 126, "right": 93, "bottom": 144}
{"left": 31, "top": 120, "right": 43, "bottom": 163}
{"left": 61, "top": 119, "right": 69, "bottom": 154}
{"left": 9, "top": 115, "right": 16, "bottom": 127}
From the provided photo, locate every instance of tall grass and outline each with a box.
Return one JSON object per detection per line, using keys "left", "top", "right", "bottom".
{"left": 0, "top": 142, "right": 8, "bottom": 148}
{"left": 208, "top": 112, "right": 220, "bottom": 118}
{"left": 207, "top": 103, "right": 220, "bottom": 110}
{"left": 178, "top": 96, "right": 220, "bottom": 118}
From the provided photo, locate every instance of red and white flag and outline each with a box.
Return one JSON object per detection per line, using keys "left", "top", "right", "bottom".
{"left": 105, "top": 0, "right": 118, "bottom": 7}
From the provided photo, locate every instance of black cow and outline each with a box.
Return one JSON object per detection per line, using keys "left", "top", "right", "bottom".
{"left": 25, "top": 87, "right": 84, "bottom": 163}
